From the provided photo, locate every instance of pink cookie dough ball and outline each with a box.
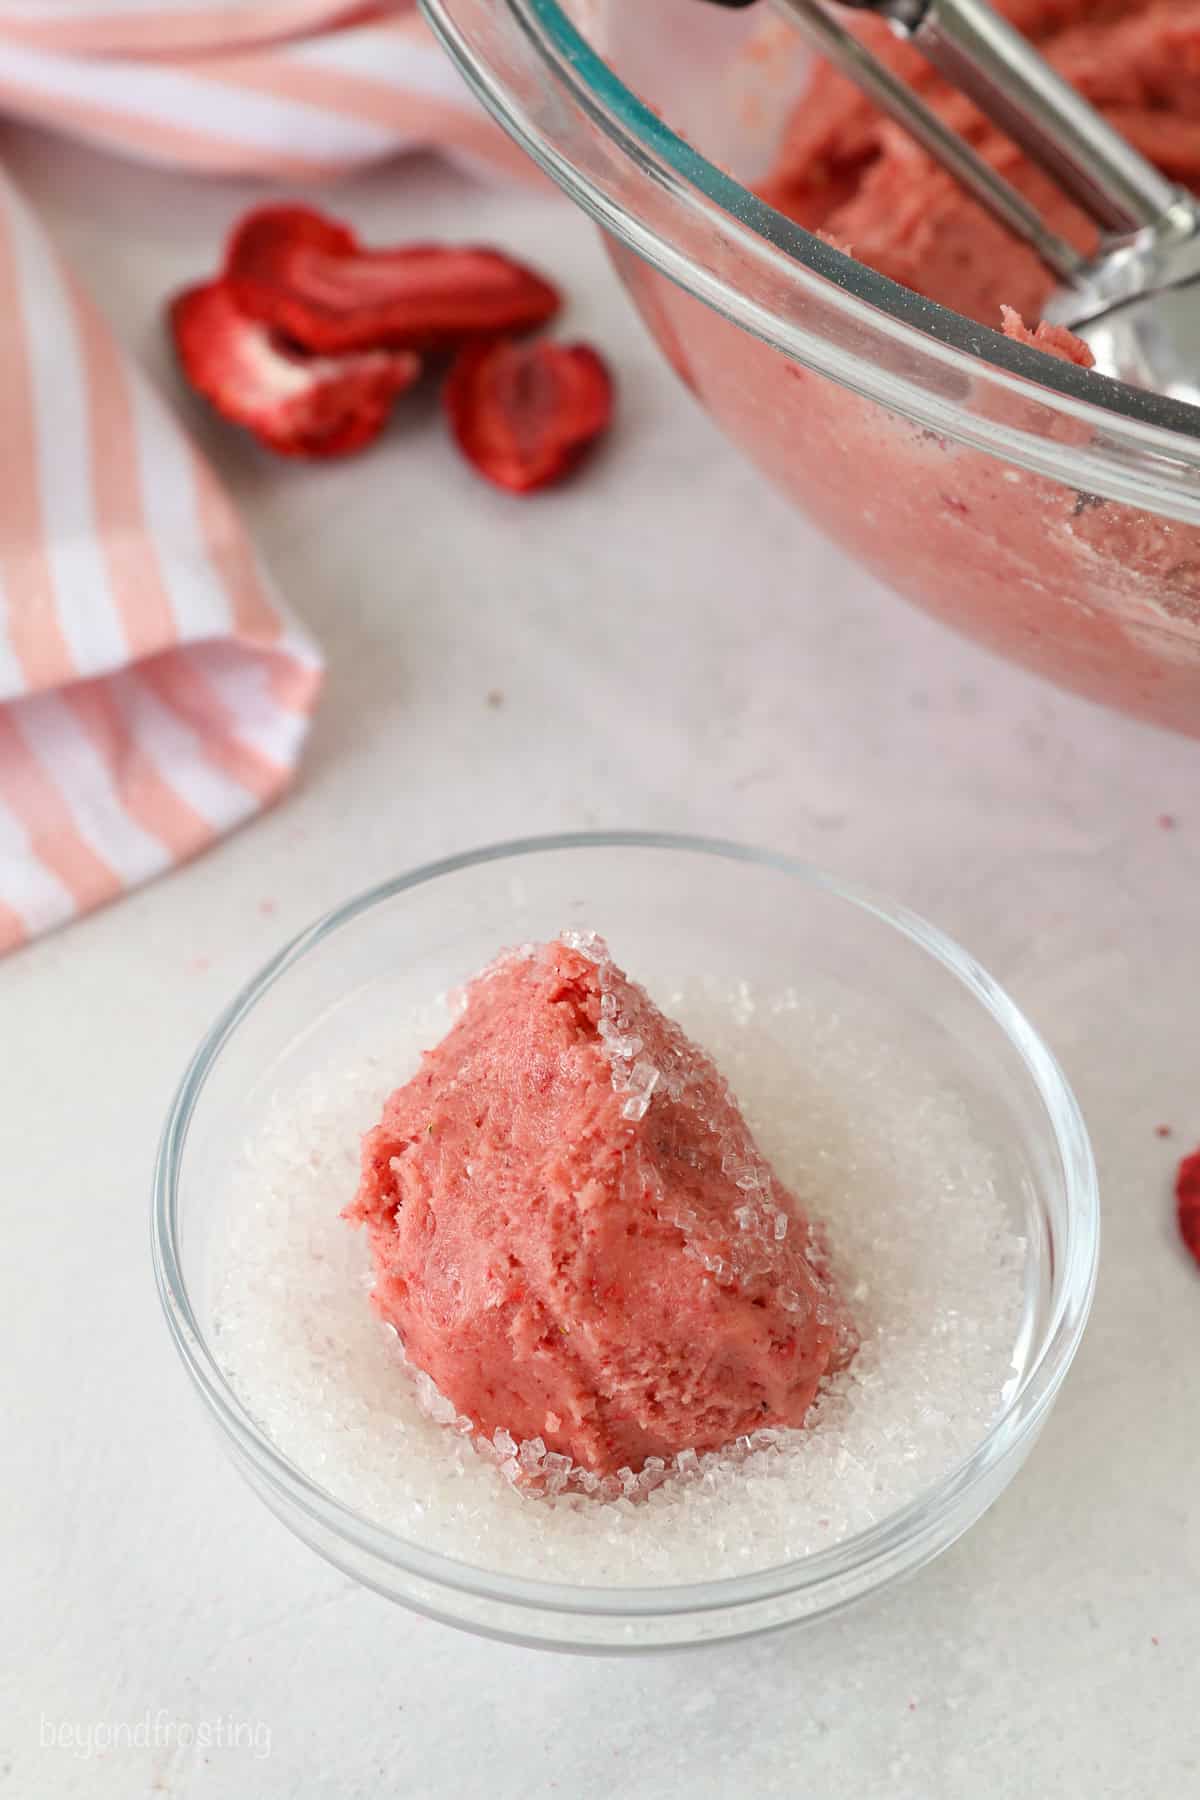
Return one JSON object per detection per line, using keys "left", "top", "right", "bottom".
{"left": 345, "top": 939, "right": 850, "bottom": 1477}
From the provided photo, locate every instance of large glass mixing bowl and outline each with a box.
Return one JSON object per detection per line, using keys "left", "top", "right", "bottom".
{"left": 423, "top": 0, "right": 1200, "bottom": 737}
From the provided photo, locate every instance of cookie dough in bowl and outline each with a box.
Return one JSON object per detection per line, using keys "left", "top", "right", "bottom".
{"left": 154, "top": 835, "right": 1097, "bottom": 1651}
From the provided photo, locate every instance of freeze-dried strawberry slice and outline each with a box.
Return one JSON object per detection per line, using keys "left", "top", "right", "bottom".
{"left": 169, "top": 281, "right": 421, "bottom": 459}
{"left": 444, "top": 339, "right": 613, "bottom": 493}
{"left": 1177, "top": 1148, "right": 1200, "bottom": 1269}
{"left": 225, "top": 205, "right": 561, "bottom": 354}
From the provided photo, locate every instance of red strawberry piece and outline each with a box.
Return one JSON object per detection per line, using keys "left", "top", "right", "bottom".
{"left": 169, "top": 281, "right": 420, "bottom": 459}
{"left": 1177, "top": 1148, "right": 1200, "bottom": 1269}
{"left": 224, "top": 205, "right": 560, "bottom": 354}
{"left": 444, "top": 339, "right": 614, "bottom": 494}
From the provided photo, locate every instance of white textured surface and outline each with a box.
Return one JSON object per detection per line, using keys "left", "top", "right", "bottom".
{"left": 4, "top": 131, "right": 1199, "bottom": 1799}
{"left": 212, "top": 975, "right": 1023, "bottom": 1580}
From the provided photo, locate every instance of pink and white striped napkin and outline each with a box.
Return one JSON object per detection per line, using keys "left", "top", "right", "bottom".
{"left": 0, "top": 1, "right": 522, "bottom": 954}
{"left": 0, "top": 0, "right": 532, "bottom": 178}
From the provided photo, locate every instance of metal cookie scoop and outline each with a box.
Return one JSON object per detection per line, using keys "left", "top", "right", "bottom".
{"left": 706, "top": 0, "right": 1200, "bottom": 402}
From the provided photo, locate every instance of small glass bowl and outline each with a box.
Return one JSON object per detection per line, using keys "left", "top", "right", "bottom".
{"left": 153, "top": 834, "right": 1098, "bottom": 1652}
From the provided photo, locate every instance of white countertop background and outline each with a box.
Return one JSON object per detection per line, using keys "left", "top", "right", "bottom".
{"left": 4, "top": 130, "right": 1198, "bottom": 1799}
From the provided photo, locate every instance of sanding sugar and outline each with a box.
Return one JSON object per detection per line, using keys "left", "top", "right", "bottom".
{"left": 210, "top": 970, "right": 1028, "bottom": 1585}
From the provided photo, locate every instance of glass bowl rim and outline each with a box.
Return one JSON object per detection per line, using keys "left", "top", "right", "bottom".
{"left": 420, "top": 0, "right": 1200, "bottom": 523}
{"left": 152, "top": 830, "right": 1099, "bottom": 1620}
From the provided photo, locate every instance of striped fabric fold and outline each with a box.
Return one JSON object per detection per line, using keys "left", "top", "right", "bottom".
{"left": 0, "top": 2, "right": 533, "bottom": 180}
{"left": 0, "top": 168, "right": 322, "bottom": 952}
{"left": 0, "top": 3, "right": 371, "bottom": 57}
{"left": 0, "top": 0, "right": 539, "bottom": 951}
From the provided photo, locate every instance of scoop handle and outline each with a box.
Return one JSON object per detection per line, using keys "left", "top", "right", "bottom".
{"left": 770, "top": 0, "right": 1083, "bottom": 282}
{"left": 841, "top": 0, "right": 1177, "bottom": 237}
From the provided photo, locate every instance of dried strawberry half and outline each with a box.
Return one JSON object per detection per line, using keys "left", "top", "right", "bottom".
{"left": 224, "top": 205, "right": 561, "bottom": 354}
{"left": 444, "top": 339, "right": 614, "bottom": 493}
{"left": 1177, "top": 1148, "right": 1200, "bottom": 1269}
{"left": 169, "top": 281, "right": 421, "bottom": 459}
